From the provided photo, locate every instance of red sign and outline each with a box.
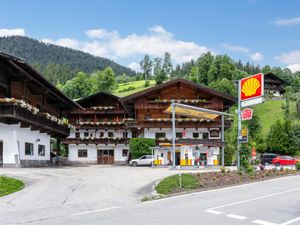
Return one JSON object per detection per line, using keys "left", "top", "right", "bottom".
{"left": 241, "top": 108, "right": 253, "bottom": 120}
{"left": 252, "top": 148, "right": 257, "bottom": 159}
{"left": 182, "top": 130, "right": 186, "bottom": 137}
{"left": 240, "top": 73, "right": 263, "bottom": 101}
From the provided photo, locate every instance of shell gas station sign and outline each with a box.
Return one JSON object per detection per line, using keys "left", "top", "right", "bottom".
{"left": 240, "top": 73, "right": 264, "bottom": 107}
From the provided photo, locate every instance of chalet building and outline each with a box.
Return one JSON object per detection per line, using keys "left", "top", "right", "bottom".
{"left": 264, "top": 72, "right": 285, "bottom": 97}
{"left": 0, "top": 52, "right": 80, "bottom": 167}
{"left": 64, "top": 92, "right": 132, "bottom": 165}
{"left": 65, "top": 79, "right": 236, "bottom": 166}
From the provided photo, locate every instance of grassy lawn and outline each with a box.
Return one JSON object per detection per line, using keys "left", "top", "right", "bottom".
{"left": 113, "top": 80, "right": 155, "bottom": 97}
{"left": 0, "top": 176, "right": 24, "bottom": 197}
{"left": 156, "top": 173, "right": 198, "bottom": 195}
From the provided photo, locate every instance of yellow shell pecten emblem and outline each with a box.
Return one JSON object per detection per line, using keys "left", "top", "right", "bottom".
{"left": 242, "top": 78, "right": 260, "bottom": 97}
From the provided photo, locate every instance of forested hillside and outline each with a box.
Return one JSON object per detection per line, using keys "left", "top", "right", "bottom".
{"left": 0, "top": 36, "right": 135, "bottom": 84}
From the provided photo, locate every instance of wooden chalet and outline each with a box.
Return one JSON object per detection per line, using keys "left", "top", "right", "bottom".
{"left": 0, "top": 51, "right": 81, "bottom": 167}
{"left": 264, "top": 72, "right": 285, "bottom": 97}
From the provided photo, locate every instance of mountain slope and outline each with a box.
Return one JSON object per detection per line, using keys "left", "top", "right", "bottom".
{"left": 0, "top": 36, "right": 135, "bottom": 77}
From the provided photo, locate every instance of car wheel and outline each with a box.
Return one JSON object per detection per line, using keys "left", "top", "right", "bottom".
{"left": 132, "top": 162, "right": 138, "bottom": 167}
{"left": 275, "top": 162, "right": 280, "bottom": 167}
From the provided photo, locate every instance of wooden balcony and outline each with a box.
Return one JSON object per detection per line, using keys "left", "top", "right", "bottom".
{"left": 62, "top": 137, "right": 129, "bottom": 145}
{"left": 156, "top": 138, "right": 224, "bottom": 147}
{"left": 71, "top": 108, "right": 127, "bottom": 115}
{"left": 125, "top": 119, "right": 232, "bottom": 129}
{"left": 73, "top": 121, "right": 127, "bottom": 129}
{"left": 0, "top": 103, "right": 70, "bottom": 137}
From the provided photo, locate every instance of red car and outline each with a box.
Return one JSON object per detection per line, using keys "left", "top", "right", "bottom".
{"left": 272, "top": 156, "right": 299, "bottom": 166}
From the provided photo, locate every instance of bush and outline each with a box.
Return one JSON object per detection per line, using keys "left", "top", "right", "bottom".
{"left": 296, "top": 162, "right": 300, "bottom": 171}
{"left": 129, "top": 138, "right": 155, "bottom": 159}
{"left": 144, "top": 80, "right": 150, "bottom": 87}
{"left": 220, "top": 166, "right": 226, "bottom": 174}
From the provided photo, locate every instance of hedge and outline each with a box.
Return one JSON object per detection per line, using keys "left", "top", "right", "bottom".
{"left": 129, "top": 138, "right": 155, "bottom": 159}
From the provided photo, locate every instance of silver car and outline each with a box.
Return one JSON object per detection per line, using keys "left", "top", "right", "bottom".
{"left": 129, "top": 155, "right": 154, "bottom": 167}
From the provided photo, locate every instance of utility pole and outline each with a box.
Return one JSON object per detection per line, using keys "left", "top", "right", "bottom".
{"left": 237, "top": 80, "right": 241, "bottom": 168}
{"left": 171, "top": 100, "right": 176, "bottom": 169}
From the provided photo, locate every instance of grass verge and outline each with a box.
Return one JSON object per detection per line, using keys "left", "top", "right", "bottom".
{"left": 156, "top": 173, "right": 198, "bottom": 195}
{"left": 0, "top": 176, "right": 24, "bottom": 197}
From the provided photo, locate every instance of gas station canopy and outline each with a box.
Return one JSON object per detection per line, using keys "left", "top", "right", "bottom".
{"left": 164, "top": 103, "right": 231, "bottom": 120}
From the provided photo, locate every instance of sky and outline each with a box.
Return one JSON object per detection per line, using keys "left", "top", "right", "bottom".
{"left": 1, "top": 0, "right": 300, "bottom": 72}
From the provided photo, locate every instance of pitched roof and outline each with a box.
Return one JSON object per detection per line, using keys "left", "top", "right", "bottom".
{"left": 264, "top": 72, "right": 285, "bottom": 83}
{"left": 76, "top": 91, "right": 119, "bottom": 105}
{"left": 120, "top": 78, "right": 237, "bottom": 103}
{"left": 0, "top": 51, "right": 82, "bottom": 110}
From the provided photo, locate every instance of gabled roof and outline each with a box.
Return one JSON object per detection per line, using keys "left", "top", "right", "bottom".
{"left": 120, "top": 78, "right": 237, "bottom": 103}
{"left": 0, "top": 51, "right": 82, "bottom": 110}
{"left": 76, "top": 91, "right": 120, "bottom": 105}
{"left": 264, "top": 72, "right": 285, "bottom": 83}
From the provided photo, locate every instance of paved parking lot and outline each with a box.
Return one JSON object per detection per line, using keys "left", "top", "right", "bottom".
{"left": 0, "top": 165, "right": 210, "bottom": 224}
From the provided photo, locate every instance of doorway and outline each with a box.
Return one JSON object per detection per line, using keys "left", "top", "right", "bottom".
{"left": 200, "top": 153, "right": 207, "bottom": 166}
{"left": 175, "top": 152, "right": 181, "bottom": 166}
{"left": 97, "top": 149, "right": 114, "bottom": 164}
{"left": 0, "top": 141, "right": 3, "bottom": 166}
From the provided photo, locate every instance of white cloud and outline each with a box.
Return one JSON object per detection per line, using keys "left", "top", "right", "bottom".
{"left": 287, "top": 63, "right": 300, "bottom": 73}
{"left": 127, "top": 62, "right": 141, "bottom": 72}
{"left": 275, "top": 50, "right": 300, "bottom": 64}
{"left": 0, "top": 28, "right": 25, "bottom": 37}
{"left": 250, "top": 52, "right": 263, "bottom": 61}
{"left": 275, "top": 17, "right": 300, "bottom": 26}
{"left": 41, "top": 25, "right": 210, "bottom": 64}
{"left": 221, "top": 44, "right": 250, "bottom": 53}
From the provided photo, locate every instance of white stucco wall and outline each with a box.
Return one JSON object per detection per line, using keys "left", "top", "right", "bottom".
{"left": 69, "top": 129, "right": 132, "bottom": 139}
{"left": 68, "top": 143, "right": 129, "bottom": 163}
{"left": 0, "top": 122, "right": 50, "bottom": 165}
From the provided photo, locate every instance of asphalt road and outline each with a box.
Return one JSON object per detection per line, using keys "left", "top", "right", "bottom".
{"left": 4, "top": 174, "right": 299, "bottom": 225}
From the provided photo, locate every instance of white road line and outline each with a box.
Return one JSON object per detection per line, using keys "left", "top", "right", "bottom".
{"left": 226, "top": 214, "right": 247, "bottom": 220}
{"left": 210, "top": 187, "right": 300, "bottom": 210}
{"left": 205, "top": 209, "right": 223, "bottom": 215}
{"left": 281, "top": 217, "right": 300, "bottom": 225}
{"left": 253, "top": 219, "right": 279, "bottom": 225}
{"left": 70, "top": 206, "right": 122, "bottom": 216}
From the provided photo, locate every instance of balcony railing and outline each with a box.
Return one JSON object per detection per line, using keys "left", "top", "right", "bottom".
{"left": 156, "top": 138, "right": 224, "bottom": 147}
{"left": 0, "top": 103, "right": 70, "bottom": 137}
{"left": 62, "top": 137, "right": 129, "bottom": 145}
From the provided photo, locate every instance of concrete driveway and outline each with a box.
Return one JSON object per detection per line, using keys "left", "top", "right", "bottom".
{"left": 0, "top": 165, "right": 202, "bottom": 224}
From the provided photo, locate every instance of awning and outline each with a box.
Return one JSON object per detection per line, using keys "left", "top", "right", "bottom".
{"left": 164, "top": 104, "right": 219, "bottom": 120}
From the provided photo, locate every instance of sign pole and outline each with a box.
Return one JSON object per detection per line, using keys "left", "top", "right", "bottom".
{"left": 171, "top": 100, "right": 176, "bottom": 169}
{"left": 237, "top": 80, "right": 241, "bottom": 169}
{"left": 221, "top": 115, "right": 224, "bottom": 167}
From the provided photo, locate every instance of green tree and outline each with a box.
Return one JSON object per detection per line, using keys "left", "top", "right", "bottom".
{"left": 162, "top": 52, "right": 173, "bottom": 79}
{"left": 140, "top": 54, "right": 152, "bottom": 82}
{"left": 129, "top": 138, "right": 155, "bottom": 158}
{"left": 61, "top": 72, "right": 92, "bottom": 99}
{"left": 196, "top": 52, "right": 214, "bottom": 85}
{"left": 91, "top": 67, "right": 116, "bottom": 93}
{"left": 262, "top": 65, "right": 271, "bottom": 74}
{"left": 153, "top": 57, "right": 166, "bottom": 84}
{"left": 207, "top": 55, "right": 235, "bottom": 83}
{"left": 188, "top": 66, "right": 199, "bottom": 83}
{"left": 209, "top": 78, "right": 236, "bottom": 96}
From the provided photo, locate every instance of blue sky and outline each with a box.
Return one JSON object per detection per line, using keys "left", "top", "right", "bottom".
{"left": 1, "top": 0, "right": 300, "bottom": 72}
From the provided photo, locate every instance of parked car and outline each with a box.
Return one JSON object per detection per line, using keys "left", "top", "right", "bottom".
{"left": 272, "top": 155, "right": 299, "bottom": 166}
{"left": 261, "top": 153, "right": 278, "bottom": 166}
{"left": 129, "top": 155, "right": 154, "bottom": 167}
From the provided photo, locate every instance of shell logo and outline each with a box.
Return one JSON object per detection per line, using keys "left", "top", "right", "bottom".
{"left": 242, "top": 78, "right": 260, "bottom": 97}
{"left": 240, "top": 73, "right": 263, "bottom": 101}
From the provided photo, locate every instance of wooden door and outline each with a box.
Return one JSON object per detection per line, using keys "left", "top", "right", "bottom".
{"left": 0, "top": 141, "right": 3, "bottom": 166}
{"left": 97, "top": 149, "right": 114, "bottom": 164}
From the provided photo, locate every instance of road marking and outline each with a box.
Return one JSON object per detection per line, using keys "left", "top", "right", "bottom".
{"left": 210, "top": 187, "right": 300, "bottom": 210}
{"left": 205, "top": 209, "right": 223, "bottom": 215}
{"left": 70, "top": 206, "right": 122, "bottom": 216}
{"left": 226, "top": 214, "right": 247, "bottom": 220}
{"left": 281, "top": 217, "right": 300, "bottom": 225}
{"left": 253, "top": 219, "right": 279, "bottom": 225}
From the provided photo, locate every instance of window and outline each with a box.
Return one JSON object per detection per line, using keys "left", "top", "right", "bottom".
{"left": 123, "top": 132, "right": 128, "bottom": 138}
{"left": 202, "top": 132, "right": 209, "bottom": 140}
{"left": 176, "top": 132, "right": 183, "bottom": 138}
{"left": 84, "top": 132, "right": 89, "bottom": 137}
{"left": 78, "top": 149, "right": 88, "bottom": 158}
{"left": 193, "top": 132, "right": 199, "bottom": 138}
{"left": 122, "top": 149, "right": 128, "bottom": 157}
{"left": 108, "top": 132, "right": 114, "bottom": 138}
{"left": 38, "top": 145, "right": 45, "bottom": 156}
{"left": 210, "top": 130, "right": 219, "bottom": 138}
{"left": 75, "top": 132, "right": 80, "bottom": 138}
{"left": 144, "top": 114, "right": 151, "bottom": 120}
{"left": 99, "top": 132, "right": 104, "bottom": 137}
{"left": 155, "top": 132, "right": 166, "bottom": 139}
{"left": 25, "top": 143, "right": 34, "bottom": 156}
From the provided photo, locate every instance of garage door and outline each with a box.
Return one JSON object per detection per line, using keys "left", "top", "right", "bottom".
{"left": 97, "top": 149, "right": 114, "bottom": 164}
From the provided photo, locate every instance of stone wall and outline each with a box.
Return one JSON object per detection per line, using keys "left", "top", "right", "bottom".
{"left": 20, "top": 160, "right": 52, "bottom": 167}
